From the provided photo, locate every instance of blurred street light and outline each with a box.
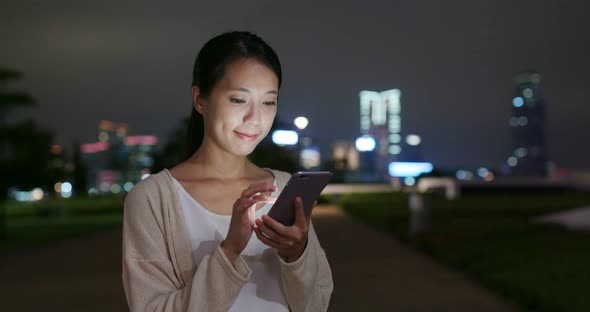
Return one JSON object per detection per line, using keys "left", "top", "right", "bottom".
{"left": 355, "top": 135, "right": 376, "bottom": 152}
{"left": 406, "top": 134, "right": 421, "bottom": 146}
{"left": 272, "top": 130, "right": 299, "bottom": 146}
{"left": 294, "top": 116, "right": 309, "bottom": 130}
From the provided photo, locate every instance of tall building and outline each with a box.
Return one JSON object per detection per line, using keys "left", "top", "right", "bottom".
{"left": 331, "top": 141, "right": 359, "bottom": 171}
{"left": 359, "top": 89, "right": 402, "bottom": 181}
{"left": 329, "top": 140, "right": 360, "bottom": 182}
{"left": 81, "top": 120, "right": 157, "bottom": 194}
{"left": 507, "top": 70, "right": 548, "bottom": 176}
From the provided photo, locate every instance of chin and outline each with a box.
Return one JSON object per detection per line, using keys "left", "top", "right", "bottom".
{"left": 232, "top": 144, "right": 259, "bottom": 156}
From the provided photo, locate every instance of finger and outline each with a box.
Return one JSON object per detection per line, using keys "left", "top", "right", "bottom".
{"left": 242, "top": 183, "right": 277, "bottom": 198}
{"left": 235, "top": 194, "right": 276, "bottom": 212}
{"left": 237, "top": 193, "right": 276, "bottom": 204}
{"left": 256, "top": 195, "right": 277, "bottom": 204}
{"left": 242, "top": 183, "right": 276, "bottom": 196}
{"left": 254, "top": 227, "right": 283, "bottom": 249}
{"left": 294, "top": 197, "right": 310, "bottom": 228}
{"left": 234, "top": 197, "right": 260, "bottom": 214}
{"left": 255, "top": 219, "right": 288, "bottom": 243}
{"left": 261, "top": 214, "right": 290, "bottom": 236}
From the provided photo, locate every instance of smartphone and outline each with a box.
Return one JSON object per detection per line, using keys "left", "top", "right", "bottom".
{"left": 266, "top": 171, "right": 333, "bottom": 226}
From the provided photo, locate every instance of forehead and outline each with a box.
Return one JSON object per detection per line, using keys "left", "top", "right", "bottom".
{"left": 218, "top": 58, "right": 279, "bottom": 91}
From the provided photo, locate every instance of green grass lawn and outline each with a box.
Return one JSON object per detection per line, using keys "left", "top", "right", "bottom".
{"left": 5, "top": 196, "right": 125, "bottom": 217}
{"left": 331, "top": 191, "right": 590, "bottom": 312}
{"left": 0, "top": 197, "right": 124, "bottom": 254}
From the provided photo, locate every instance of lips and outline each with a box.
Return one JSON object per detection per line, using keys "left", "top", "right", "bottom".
{"left": 235, "top": 131, "right": 259, "bottom": 141}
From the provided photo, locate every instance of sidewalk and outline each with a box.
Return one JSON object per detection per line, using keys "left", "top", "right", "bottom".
{"left": 0, "top": 230, "right": 127, "bottom": 311}
{"left": 533, "top": 206, "right": 590, "bottom": 230}
{"left": 313, "top": 205, "right": 518, "bottom": 312}
{"left": 0, "top": 205, "right": 518, "bottom": 311}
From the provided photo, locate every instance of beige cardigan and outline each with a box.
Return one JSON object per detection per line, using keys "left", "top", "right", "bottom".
{"left": 122, "top": 169, "right": 333, "bottom": 311}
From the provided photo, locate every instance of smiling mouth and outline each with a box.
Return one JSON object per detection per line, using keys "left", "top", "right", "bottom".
{"left": 235, "top": 131, "right": 259, "bottom": 141}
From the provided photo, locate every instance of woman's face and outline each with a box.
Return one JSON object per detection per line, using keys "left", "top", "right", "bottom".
{"left": 195, "top": 58, "right": 279, "bottom": 156}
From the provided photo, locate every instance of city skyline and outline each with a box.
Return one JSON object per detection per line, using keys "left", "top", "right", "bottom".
{"left": 2, "top": 0, "right": 589, "bottom": 170}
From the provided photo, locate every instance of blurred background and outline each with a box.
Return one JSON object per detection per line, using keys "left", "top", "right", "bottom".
{"left": 1, "top": 0, "right": 589, "bottom": 311}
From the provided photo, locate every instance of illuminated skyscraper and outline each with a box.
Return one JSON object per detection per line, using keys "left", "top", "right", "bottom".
{"left": 82, "top": 120, "right": 157, "bottom": 194}
{"left": 359, "top": 89, "right": 401, "bottom": 181}
{"left": 508, "top": 71, "right": 548, "bottom": 176}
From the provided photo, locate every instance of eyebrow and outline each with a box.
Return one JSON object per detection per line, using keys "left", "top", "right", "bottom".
{"left": 230, "top": 87, "right": 278, "bottom": 95}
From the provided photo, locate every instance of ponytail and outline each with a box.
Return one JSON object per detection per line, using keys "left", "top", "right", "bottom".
{"left": 185, "top": 106, "right": 204, "bottom": 159}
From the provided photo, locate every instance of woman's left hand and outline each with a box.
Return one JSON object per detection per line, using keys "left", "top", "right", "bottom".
{"left": 254, "top": 197, "right": 312, "bottom": 263}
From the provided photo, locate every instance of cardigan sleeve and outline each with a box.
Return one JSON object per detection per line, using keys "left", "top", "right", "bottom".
{"left": 278, "top": 221, "right": 334, "bottom": 312}
{"left": 122, "top": 182, "right": 251, "bottom": 312}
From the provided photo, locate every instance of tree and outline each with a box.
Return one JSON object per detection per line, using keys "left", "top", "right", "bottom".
{"left": 151, "top": 116, "right": 191, "bottom": 172}
{"left": 72, "top": 141, "right": 88, "bottom": 195}
{"left": 0, "top": 68, "right": 49, "bottom": 240}
{"left": 0, "top": 69, "right": 35, "bottom": 124}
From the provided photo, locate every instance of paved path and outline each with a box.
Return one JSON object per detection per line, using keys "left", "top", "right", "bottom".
{"left": 313, "top": 205, "right": 517, "bottom": 312}
{"left": 533, "top": 206, "right": 590, "bottom": 230}
{"left": 0, "top": 205, "right": 518, "bottom": 311}
{"left": 0, "top": 229, "right": 127, "bottom": 311}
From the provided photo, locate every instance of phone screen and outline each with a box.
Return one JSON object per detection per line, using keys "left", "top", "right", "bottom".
{"left": 267, "top": 171, "right": 333, "bottom": 226}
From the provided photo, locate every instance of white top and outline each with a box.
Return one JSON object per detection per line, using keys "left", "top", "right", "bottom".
{"left": 171, "top": 170, "right": 289, "bottom": 311}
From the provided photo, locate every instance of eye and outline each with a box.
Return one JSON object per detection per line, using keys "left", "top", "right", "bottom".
{"left": 230, "top": 98, "right": 246, "bottom": 104}
{"left": 263, "top": 101, "right": 277, "bottom": 106}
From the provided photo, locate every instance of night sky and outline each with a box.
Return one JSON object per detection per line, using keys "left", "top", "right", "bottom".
{"left": 2, "top": 0, "right": 589, "bottom": 170}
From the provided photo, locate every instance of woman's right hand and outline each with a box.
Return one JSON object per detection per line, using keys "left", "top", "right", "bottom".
{"left": 221, "top": 182, "right": 277, "bottom": 263}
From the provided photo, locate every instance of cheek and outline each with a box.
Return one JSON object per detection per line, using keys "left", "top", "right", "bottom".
{"left": 211, "top": 105, "right": 240, "bottom": 127}
{"left": 262, "top": 108, "right": 277, "bottom": 126}
{"left": 260, "top": 111, "right": 276, "bottom": 135}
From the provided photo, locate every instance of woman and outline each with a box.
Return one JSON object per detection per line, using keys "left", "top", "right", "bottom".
{"left": 122, "top": 31, "right": 333, "bottom": 311}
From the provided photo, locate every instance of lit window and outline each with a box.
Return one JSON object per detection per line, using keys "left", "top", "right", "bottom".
{"left": 512, "top": 97, "right": 524, "bottom": 108}
{"left": 388, "top": 145, "right": 401, "bottom": 155}
{"left": 523, "top": 88, "right": 533, "bottom": 98}
{"left": 508, "top": 157, "right": 518, "bottom": 167}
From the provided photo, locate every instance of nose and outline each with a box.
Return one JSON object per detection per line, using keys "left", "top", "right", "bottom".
{"left": 243, "top": 103, "right": 261, "bottom": 126}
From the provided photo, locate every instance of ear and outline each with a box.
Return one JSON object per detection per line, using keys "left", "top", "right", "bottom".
{"left": 192, "top": 86, "right": 205, "bottom": 115}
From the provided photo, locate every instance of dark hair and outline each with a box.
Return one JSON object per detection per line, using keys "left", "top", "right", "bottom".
{"left": 186, "top": 31, "right": 282, "bottom": 159}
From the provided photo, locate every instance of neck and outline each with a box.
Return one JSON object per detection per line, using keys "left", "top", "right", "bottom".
{"left": 187, "top": 139, "right": 253, "bottom": 179}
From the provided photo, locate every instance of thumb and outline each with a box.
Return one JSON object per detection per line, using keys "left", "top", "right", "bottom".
{"left": 294, "top": 197, "right": 308, "bottom": 227}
